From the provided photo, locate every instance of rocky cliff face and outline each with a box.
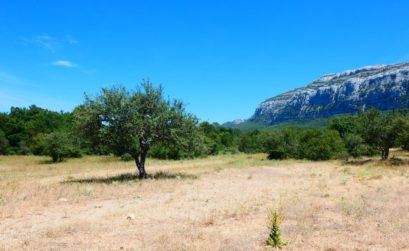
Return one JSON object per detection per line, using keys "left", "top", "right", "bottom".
{"left": 251, "top": 62, "right": 409, "bottom": 124}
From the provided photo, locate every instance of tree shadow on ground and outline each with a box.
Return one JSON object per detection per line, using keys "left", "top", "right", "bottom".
{"left": 37, "top": 159, "right": 58, "bottom": 165}
{"left": 386, "top": 156, "right": 409, "bottom": 166}
{"left": 344, "top": 159, "right": 373, "bottom": 166}
{"left": 345, "top": 157, "right": 409, "bottom": 167}
{"left": 62, "top": 171, "right": 198, "bottom": 184}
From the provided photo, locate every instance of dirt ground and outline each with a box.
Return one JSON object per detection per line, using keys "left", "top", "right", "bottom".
{"left": 1, "top": 153, "right": 409, "bottom": 250}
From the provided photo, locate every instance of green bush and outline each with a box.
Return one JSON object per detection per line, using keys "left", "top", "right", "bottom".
{"left": 120, "top": 153, "right": 133, "bottom": 161}
{"left": 267, "top": 149, "right": 287, "bottom": 160}
{"left": 298, "top": 129, "right": 346, "bottom": 160}
{"left": 200, "top": 122, "right": 240, "bottom": 155}
{"left": 266, "top": 128, "right": 301, "bottom": 160}
{"left": 265, "top": 132, "right": 288, "bottom": 160}
{"left": 43, "top": 131, "right": 82, "bottom": 162}
{"left": 149, "top": 145, "right": 182, "bottom": 160}
{"left": 238, "top": 130, "right": 267, "bottom": 153}
{"left": 343, "top": 133, "right": 372, "bottom": 158}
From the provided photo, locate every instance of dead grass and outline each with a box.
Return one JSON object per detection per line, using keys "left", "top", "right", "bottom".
{"left": 1, "top": 153, "right": 409, "bottom": 250}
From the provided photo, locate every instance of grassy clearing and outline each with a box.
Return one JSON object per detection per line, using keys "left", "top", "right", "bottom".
{"left": 1, "top": 153, "right": 409, "bottom": 250}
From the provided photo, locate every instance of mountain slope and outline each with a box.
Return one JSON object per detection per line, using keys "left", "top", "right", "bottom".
{"left": 251, "top": 62, "right": 409, "bottom": 124}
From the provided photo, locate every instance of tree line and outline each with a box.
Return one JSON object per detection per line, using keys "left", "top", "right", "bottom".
{"left": 1, "top": 82, "right": 409, "bottom": 177}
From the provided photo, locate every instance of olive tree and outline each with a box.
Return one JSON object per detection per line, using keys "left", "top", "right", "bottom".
{"left": 360, "top": 109, "right": 409, "bottom": 160}
{"left": 74, "top": 81, "right": 200, "bottom": 179}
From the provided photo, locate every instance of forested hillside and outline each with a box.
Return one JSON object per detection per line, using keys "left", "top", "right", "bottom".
{"left": 2, "top": 101, "right": 409, "bottom": 162}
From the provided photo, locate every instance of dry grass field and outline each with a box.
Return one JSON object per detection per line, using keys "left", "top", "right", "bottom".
{"left": 1, "top": 152, "right": 409, "bottom": 250}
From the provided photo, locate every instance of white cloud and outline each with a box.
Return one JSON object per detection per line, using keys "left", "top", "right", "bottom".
{"left": 34, "top": 35, "right": 59, "bottom": 52}
{"left": 52, "top": 60, "right": 77, "bottom": 68}
{"left": 22, "top": 34, "right": 79, "bottom": 53}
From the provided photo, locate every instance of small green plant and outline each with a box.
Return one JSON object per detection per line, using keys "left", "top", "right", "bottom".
{"left": 266, "top": 208, "right": 286, "bottom": 248}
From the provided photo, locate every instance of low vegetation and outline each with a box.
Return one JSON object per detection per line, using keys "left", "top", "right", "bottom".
{"left": 266, "top": 209, "right": 286, "bottom": 248}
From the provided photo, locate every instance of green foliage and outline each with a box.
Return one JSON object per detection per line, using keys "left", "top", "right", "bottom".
{"left": 0, "top": 105, "right": 73, "bottom": 155}
{"left": 265, "top": 110, "right": 409, "bottom": 161}
{"left": 265, "top": 132, "right": 287, "bottom": 160}
{"left": 149, "top": 145, "right": 181, "bottom": 160}
{"left": 148, "top": 142, "right": 206, "bottom": 160}
{"left": 73, "top": 81, "right": 203, "bottom": 178}
{"left": 343, "top": 133, "right": 372, "bottom": 158}
{"left": 329, "top": 115, "right": 374, "bottom": 158}
{"left": 297, "top": 129, "right": 346, "bottom": 160}
{"left": 266, "top": 209, "right": 286, "bottom": 248}
{"left": 399, "top": 130, "right": 409, "bottom": 152}
{"left": 226, "top": 117, "right": 329, "bottom": 131}
{"left": 224, "top": 120, "right": 267, "bottom": 131}
{"left": 200, "top": 122, "right": 240, "bottom": 155}
{"left": 327, "top": 110, "right": 409, "bottom": 160}
{"left": 265, "top": 127, "right": 345, "bottom": 161}
{"left": 328, "top": 115, "right": 361, "bottom": 138}
{"left": 267, "top": 117, "right": 329, "bottom": 130}
{"left": 120, "top": 153, "right": 133, "bottom": 161}
{"left": 359, "top": 109, "right": 409, "bottom": 160}
{"left": 238, "top": 130, "right": 264, "bottom": 153}
{"left": 72, "top": 103, "right": 108, "bottom": 155}
{"left": 2, "top": 99, "right": 409, "bottom": 164}
{"left": 266, "top": 127, "right": 301, "bottom": 160}
{"left": 0, "top": 129, "right": 10, "bottom": 155}
{"left": 43, "top": 130, "right": 82, "bottom": 162}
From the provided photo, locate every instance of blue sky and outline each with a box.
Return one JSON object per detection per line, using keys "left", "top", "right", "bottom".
{"left": 1, "top": 1, "right": 409, "bottom": 123}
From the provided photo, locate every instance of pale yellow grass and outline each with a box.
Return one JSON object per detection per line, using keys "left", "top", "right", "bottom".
{"left": 0, "top": 153, "right": 408, "bottom": 250}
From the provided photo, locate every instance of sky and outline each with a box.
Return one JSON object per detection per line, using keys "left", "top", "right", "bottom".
{"left": 1, "top": 0, "right": 409, "bottom": 123}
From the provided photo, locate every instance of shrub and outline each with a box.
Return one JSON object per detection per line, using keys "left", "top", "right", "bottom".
{"left": 343, "top": 133, "right": 372, "bottom": 158}
{"left": 266, "top": 128, "right": 301, "bottom": 160}
{"left": 43, "top": 131, "right": 82, "bottom": 162}
{"left": 298, "top": 129, "right": 346, "bottom": 160}
{"left": 149, "top": 145, "right": 182, "bottom": 160}
{"left": 267, "top": 149, "right": 287, "bottom": 160}
{"left": 266, "top": 209, "right": 286, "bottom": 248}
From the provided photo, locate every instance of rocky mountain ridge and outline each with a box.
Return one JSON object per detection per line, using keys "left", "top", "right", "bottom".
{"left": 250, "top": 62, "right": 409, "bottom": 124}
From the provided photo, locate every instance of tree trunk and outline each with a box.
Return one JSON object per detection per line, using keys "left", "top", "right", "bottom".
{"left": 381, "top": 147, "right": 389, "bottom": 160}
{"left": 134, "top": 146, "right": 149, "bottom": 179}
{"left": 138, "top": 163, "right": 147, "bottom": 179}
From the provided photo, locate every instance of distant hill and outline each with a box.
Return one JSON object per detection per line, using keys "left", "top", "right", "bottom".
{"left": 226, "top": 62, "right": 409, "bottom": 128}
{"left": 223, "top": 117, "right": 329, "bottom": 131}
